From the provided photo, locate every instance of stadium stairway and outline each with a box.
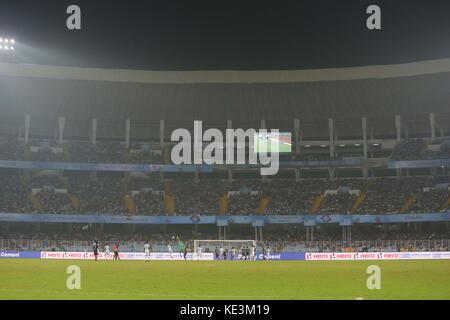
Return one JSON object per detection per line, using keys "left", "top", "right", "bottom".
{"left": 163, "top": 146, "right": 171, "bottom": 164}
{"left": 164, "top": 194, "right": 176, "bottom": 215}
{"left": 123, "top": 147, "right": 131, "bottom": 163}
{"left": 163, "top": 181, "right": 176, "bottom": 215}
{"left": 257, "top": 196, "right": 271, "bottom": 214}
{"left": 124, "top": 194, "right": 136, "bottom": 216}
{"left": 68, "top": 194, "right": 81, "bottom": 211}
{"left": 439, "top": 197, "right": 450, "bottom": 211}
{"left": 219, "top": 195, "right": 229, "bottom": 215}
{"left": 309, "top": 194, "right": 325, "bottom": 214}
{"left": 350, "top": 180, "right": 373, "bottom": 214}
{"left": 400, "top": 195, "right": 417, "bottom": 213}
{"left": 63, "top": 143, "right": 71, "bottom": 161}
{"left": 350, "top": 191, "right": 366, "bottom": 214}
{"left": 29, "top": 192, "right": 44, "bottom": 212}
{"left": 23, "top": 144, "right": 31, "bottom": 160}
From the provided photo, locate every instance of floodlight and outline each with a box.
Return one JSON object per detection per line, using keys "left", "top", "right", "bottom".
{"left": 0, "top": 36, "right": 17, "bottom": 52}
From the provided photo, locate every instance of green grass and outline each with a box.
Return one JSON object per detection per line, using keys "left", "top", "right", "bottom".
{"left": 0, "top": 259, "right": 449, "bottom": 299}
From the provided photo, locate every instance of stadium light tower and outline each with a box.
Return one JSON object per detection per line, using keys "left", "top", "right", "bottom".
{"left": 0, "top": 37, "right": 16, "bottom": 52}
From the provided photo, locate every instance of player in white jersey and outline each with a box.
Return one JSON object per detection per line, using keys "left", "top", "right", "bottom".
{"left": 197, "top": 245, "right": 203, "bottom": 260}
{"left": 144, "top": 241, "right": 151, "bottom": 262}
{"left": 250, "top": 245, "right": 256, "bottom": 261}
{"left": 167, "top": 243, "right": 173, "bottom": 258}
{"left": 231, "top": 247, "right": 237, "bottom": 260}
{"left": 266, "top": 246, "right": 271, "bottom": 260}
{"left": 219, "top": 246, "right": 224, "bottom": 260}
{"left": 104, "top": 243, "right": 110, "bottom": 259}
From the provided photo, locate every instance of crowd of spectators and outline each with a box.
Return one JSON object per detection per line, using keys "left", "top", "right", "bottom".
{"left": 69, "top": 141, "right": 125, "bottom": 163}
{"left": 391, "top": 138, "right": 450, "bottom": 160}
{"left": 0, "top": 176, "right": 32, "bottom": 213}
{"left": 227, "top": 179, "right": 264, "bottom": 215}
{"left": 0, "top": 175, "right": 449, "bottom": 215}
{"left": 172, "top": 179, "right": 225, "bottom": 215}
{"left": 0, "top": 138, "right": 23, "bottom": 160}
{"left": 391, "top": 139, "right": 427, "bottom": 160}
{"left": 69, "top": 176, "right": 127, "bottom": 215}
{"left": 358, "top": 176, "right": 450, "bottom": 214}
{"left": 129, "top": 178, "right": 166, "bottom": 215}
{"left": 0, "top": 225, "right": 448, "bottom": 253}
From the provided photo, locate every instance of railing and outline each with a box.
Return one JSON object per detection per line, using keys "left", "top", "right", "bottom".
{"left": 298, "top": 239, "right": 450, "bottom": 252}
{"left": 1, "top": 239, "right": 449, "bottom": 253}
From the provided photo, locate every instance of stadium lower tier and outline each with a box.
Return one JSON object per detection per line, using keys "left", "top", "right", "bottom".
{"left": 1, "top": 222, "right": 449, "bottom": 253}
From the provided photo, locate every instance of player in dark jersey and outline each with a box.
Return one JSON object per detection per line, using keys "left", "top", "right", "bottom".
{"left": 183, "top": 246, "right": 188, "bottom": 260}
{"left": 112, "top": 243, "right": 120, "bottom": 260}
{"left": 92, "top": 240, "right": 99, "bottom": 261}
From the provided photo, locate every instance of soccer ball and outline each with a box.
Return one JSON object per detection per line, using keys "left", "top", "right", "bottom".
{"left": 172, "top": 236, "right": 175, "bottom": 239}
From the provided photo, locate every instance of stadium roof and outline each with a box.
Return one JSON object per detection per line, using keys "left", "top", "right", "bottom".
{"left": 0, "top": 58, "right": 449, "bottom": 139}
{"left": 2, "top": 58, "right": 450, "bottom": 84}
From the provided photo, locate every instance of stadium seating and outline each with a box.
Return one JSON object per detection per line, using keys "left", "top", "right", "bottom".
{"left": 0, "top": 174, "right": 448, "bottom": 215}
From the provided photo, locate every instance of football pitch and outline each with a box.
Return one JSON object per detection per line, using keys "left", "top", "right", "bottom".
{"left": 0, "top": 259, "right": 449, "bottom": 300}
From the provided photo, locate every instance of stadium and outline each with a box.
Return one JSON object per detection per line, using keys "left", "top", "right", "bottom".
{"left": 0, "top": 0, "right": 449, "bottom": 301}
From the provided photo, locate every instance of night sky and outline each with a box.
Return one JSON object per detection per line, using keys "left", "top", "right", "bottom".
{"left": 0, "top": 0, "right": 450, "bottom": 70}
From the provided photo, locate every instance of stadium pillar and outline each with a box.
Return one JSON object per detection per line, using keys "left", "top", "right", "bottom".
{"left": 430, "top": 113, "right": 436, "bottom": 140}
{"left": 328, "top": 168, "right": 335, "bottom": 180}
{"left": 58, "top": 117, "right": 65, "bottom": 144}
{"left": 227, "top": 169, "right": 233, "bottom": 182}
{"left": 362, "top": 117, "right": 368, "bottom": 159}
{"left": 194, "top": 170, "right": 199, "bottom": 183}
{"left": 91, "top": 118, "right": 97, "bottom": 145}
{"left": 295, "top": 168, "right": 300, "bottom": 182}
{"left": 260, "top": 120, "right": 266, "bottom": 129}
{"left": 125, "top": 119, "right": 131, "bottom": 148}
{"left": 362, "top": 167, "right": 369, "bottom": 179}
{"left": 395, "top": 115, "right": 401, "bottom": 142}
{"left": 24, "top": 114, "right": 31, "bottom": 145}
{"left": 160, "top": 120, "right": 165, "bottom": 148}
{"left": 294, "top": 119, "right": 300, "bottom": 155}
{"left": 328, "top": 118, "right": 335, "bottom": 158}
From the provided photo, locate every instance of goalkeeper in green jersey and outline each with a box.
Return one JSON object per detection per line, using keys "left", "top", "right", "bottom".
{"left": 176, "top": 237, "right": 185, "bottom": 259}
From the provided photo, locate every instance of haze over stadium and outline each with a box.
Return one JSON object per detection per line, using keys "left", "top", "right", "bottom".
{"left": 0, "top": 0, "right": 449, "bottom": 302}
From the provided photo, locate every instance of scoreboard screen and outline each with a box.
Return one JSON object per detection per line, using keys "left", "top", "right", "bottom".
{"left": 254, "top": 132, "right": 292, "bottom": 153}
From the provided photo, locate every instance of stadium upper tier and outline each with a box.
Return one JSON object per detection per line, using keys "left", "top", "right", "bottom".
{"left": 1, "top": 136, "right": 449, "bottom": 164}
{"left": 0, "top": 59, "right": 450, "bottom": 140}
{"left": 0, "top": 175, "right": 448, "bottom": 216}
